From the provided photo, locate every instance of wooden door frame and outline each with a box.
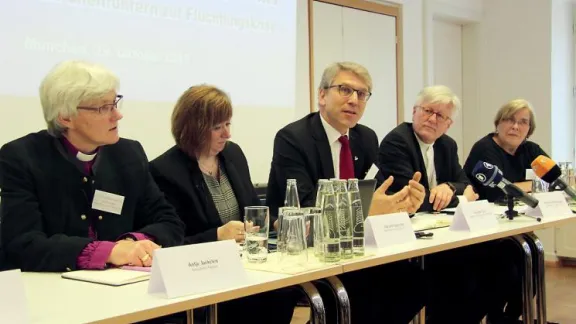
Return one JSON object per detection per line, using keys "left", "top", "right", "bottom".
{"left": 308, "top": 0, "right": 404, "bottom": 124}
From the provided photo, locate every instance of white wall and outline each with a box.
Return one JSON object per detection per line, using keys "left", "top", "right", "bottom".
{"left": 473, "top": 0, "right": 557, "bottom": 259}
{"left": 551, "top": 0, "right": 575, "bottom": 163}
{"left": 475, "top": 0, "right": 553, "bottom": 154}
{"left": 433, "top": 20, "right": 464, "bottom": 161}
{"left": 379, "top": 0, "right": 574, "bottom": 260}
{"left": 295, "top": 0, "right": 312, "bottom": 121}
{"left": 400, "top": 0, "right": 424, "bottom": 121}
{"left": 379, "top": 0, "right": 482, "bottom": 122}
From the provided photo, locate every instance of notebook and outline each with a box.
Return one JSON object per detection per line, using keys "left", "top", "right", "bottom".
{"left": 61, "top": 268, "right": 151, "bottom": 286}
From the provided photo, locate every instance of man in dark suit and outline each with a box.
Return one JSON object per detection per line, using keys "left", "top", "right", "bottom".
{"left": 375, "top": 85, "right": 478, "bottom": 212}
{"left": 376, "top": 85, "right": 508, "bottom": 324}
{"left": 267, "top": 63, "right": 425, "bottom": 217}
{"left": 267, "top": 61, "right": 426, "bottom": 324}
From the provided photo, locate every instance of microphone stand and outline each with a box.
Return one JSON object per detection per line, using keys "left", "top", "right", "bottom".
{"left": 504, "top": 194, "right": 518, "bottom": 220}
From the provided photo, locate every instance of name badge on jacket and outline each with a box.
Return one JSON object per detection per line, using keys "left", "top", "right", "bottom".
{"left": 92, "top": 190, "right": 125, "bottom": 215}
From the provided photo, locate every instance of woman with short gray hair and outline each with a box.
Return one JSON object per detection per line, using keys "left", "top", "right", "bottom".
{"left": 463, "top": 98, "right": 548, "bottom": 323}
{"left": 464, "top": 98, "right": 546, "bottom": 202}
{"left": 0, "top": 60, "right": 184, "bottom": 276}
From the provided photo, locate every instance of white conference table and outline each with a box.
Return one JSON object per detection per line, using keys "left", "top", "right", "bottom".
{"left": 24, "top": 264, "right": 341, "bottom": 324}
{"left": 22, "top": 211, "right": 576, "bottom": 324}
{"left": 342, "top": 211, "right": 576, "bottom": 272}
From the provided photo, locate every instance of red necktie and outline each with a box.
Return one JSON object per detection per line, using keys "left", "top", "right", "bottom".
{"left": 338, "top": 135, "right": 354, "bottom": 179}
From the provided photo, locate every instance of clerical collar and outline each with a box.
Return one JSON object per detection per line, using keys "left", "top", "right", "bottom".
{"left": 60, "top": 136, "right": 98, "bottom": 162}
{"left": 77, "top": 150, "right": 97, "bottom": 162}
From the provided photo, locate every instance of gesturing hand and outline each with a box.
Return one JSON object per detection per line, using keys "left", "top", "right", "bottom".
{"left": 368, "top": 176, "right": 411, "bottom": 216}
{"left": 407, "top": 172, "right": 425, "bottom": 214}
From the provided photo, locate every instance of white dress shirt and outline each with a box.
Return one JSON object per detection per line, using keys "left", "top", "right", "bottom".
{"left": 415, "top": 133, "right": 437, "bottom": 188}
{"left": 320, "top": 114, "right": 349, "bottom": 178}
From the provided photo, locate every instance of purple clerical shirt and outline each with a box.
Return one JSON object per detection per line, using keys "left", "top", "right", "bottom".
{"left": 59, "top": 137, "right": 151, "bottom": 269}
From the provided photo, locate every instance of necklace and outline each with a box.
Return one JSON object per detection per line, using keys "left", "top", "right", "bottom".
{"left": 198, "top": 158, "right": 219, "bottom": 176}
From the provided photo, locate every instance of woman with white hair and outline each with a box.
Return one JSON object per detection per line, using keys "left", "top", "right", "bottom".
{"left": 0, "top": 60, "right": 185, "bottom": 273}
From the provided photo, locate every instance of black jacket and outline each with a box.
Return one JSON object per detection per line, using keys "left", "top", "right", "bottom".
{"left": 150, "top": 142, "right": 261, "bottom": 244}
{"left": 463, "top": 133, "right": 547, "bottom": 202}
{"left": 375, "top": 122, "right": 470, "bottom": 212}
{"left": 0, "top": 131, "right": 185, "bottom": 272}
{"left": 266, "top": 112, "right": 378, "bottom": 216}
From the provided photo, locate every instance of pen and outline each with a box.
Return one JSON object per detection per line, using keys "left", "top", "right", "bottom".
{"left": 415, "top": 232, "right": 434, "bottom": 239}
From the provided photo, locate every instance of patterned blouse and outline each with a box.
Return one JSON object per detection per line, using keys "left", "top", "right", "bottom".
{"left": 202, "top": 164, "right": 241, "bottom": 224}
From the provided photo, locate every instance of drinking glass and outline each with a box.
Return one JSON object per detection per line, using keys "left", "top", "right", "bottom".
{"left": 244, "top": 206, "right": 270, "bottom": 263}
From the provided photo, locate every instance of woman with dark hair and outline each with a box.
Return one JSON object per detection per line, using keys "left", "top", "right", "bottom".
{"left": 150, "top": 85, "right": 298, "bottom": 324}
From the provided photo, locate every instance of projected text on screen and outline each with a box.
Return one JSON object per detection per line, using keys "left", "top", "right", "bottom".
{"left": 0, "top": 0, "right": 296, "bottom": 108}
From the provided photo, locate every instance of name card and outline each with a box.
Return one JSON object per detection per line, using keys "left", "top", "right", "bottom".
{"left": 92, "top": 190, "right": 124, "bottom": 215}
{"left": 525, "top": 192, "right": 573, "bottom": 218}
{"left": 450, "top": 200, "right": 498, "bottom": 232}
{"left": 364, "top": 212, "right": 416, "bottom": 248}
{"left": 525, "top": 169, "right": 536, "bottom": 180}
{"left": 148, "top": 240, "right": 247, "bottom": 298}
{"left": 0, "top": 270, "right": 29, "bottom": 324}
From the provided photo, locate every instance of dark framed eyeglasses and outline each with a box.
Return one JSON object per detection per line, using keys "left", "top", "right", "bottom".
{"left": 325, "top": 84, "right": 372, "bottom": 102}
{"left": 416, "top": 106, "right": 451, "bottom": 123}
{"left": 501, "top": 117, "right": 530, "bottom": 127}
{"left": 77, "top": 94, "right": 123, "bottom": 115}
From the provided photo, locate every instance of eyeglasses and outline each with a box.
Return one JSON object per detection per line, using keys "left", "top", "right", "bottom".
{"left": 501, "top": 117, "right": 530, "bottom": 127}
{"left": 417, "top": 106, "right": 451, "bottom": 123}
{"left": 325, "top": 84, "right": 372, "bottom": 102}
{"left": 77, "top": 95, "right": 123, "bottom": 115}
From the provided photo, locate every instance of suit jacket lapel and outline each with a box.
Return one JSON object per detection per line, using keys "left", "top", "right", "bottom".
{"left": 192, "top": 163, "right": 222, "bottom": 228}
{"left": 433, "top": 141, "right": 446, "bottom": 184}
{"left": 311, "top": 113, "right": 335, "bottom": 179}
{"left": 171, "top": 149, "right": 218, "bottom": 227}
{"left": 221, "top": 150, "right": 249, "bottom": 221}
{"left": 407, "top": 125, "right": 430, "bottom": 189}
{"left": 349, "top": 130, "right": 364, "bottom": 178}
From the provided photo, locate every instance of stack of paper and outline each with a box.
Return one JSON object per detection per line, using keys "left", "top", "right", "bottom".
{"left": 61, "top": 268, "right": 151, "bottom": 286}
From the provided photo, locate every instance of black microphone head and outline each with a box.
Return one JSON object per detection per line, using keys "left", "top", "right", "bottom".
{"left": 472, "top": 161, "right": 503, "bottom": 188}
{"left": 540, "top": 165, "right": 562, "bottom": 184}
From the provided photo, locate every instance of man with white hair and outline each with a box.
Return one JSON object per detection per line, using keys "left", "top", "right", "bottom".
{"left": 376, "top": 85, "right": 478, "bottom": 212}
{"left": 376, "top": 85, "right": 513, "bottom": 324}
{"left": 0, "top": 60, "right": 185, "bottom": 273}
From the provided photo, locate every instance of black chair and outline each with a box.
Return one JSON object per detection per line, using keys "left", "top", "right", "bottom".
{"left": 253, "top": 183, "right": 267, "bottom": 206}
{"left": 0, "top": 199, "right": 7, "bottom": 271}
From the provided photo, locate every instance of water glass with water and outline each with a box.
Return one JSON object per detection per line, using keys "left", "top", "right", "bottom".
{"left": 333, "top": 179, "right": 353, "bottom": 259}
{"left": 315, "top": 179, "right": 330, "bottom": 208}
{"left": 321, "top": 183, "right": 340, "bottom": 262}
{"left": 532, "top": 177, "right": 549, "bottom": 195}
{"left": 348, "top": 178, "right": 365, "bottom": 256}
{"left": 244, "top": 206, "right": 269, "bottom": 263}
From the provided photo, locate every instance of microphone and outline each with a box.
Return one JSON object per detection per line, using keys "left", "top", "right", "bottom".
{"left": 531, "top": 155, "right": 576, "bottom": 200}
{"left": 472, "top": 161, "right": 539, "bottom": 208}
